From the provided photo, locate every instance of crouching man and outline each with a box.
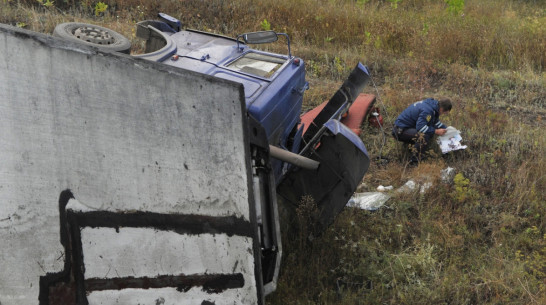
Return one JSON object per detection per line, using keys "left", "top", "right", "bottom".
{"left": 392, "top": 98, "right": 452, "bottom": 164}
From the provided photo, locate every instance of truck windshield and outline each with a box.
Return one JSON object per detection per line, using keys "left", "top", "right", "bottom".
{"left": 227, "top": 52, "right": 285, "bottom": 78}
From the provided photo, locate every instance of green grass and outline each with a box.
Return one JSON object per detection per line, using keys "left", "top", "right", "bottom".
{"left": 1, "top": 0, "right": 544, "bottom": 303}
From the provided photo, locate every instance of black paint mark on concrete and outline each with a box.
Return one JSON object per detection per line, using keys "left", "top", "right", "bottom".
{"left": 85, "top": 273, "right": 244, "bottom": 293}
{"left": 202, "top": 273, "right": 245, "bottom": 293}
{"left": 232, "top": 260, "right": 239, "bottom": 273}
{"left": 177, "top": 282, "right": 192, "bottom": 293}
{"left": 39, "top": 189, "right": 76, "bottom": 305}
{"left": 71, "top": 211, "right": 253, "bottom": 238}
{"left": 155, "top": 297, "right": 165, "bottom": 305}
{"left": 38, "top": 190, "right": 251, "bottom": 305}
{"left": 201, "top": 301, "right": 216, "bottom": 305}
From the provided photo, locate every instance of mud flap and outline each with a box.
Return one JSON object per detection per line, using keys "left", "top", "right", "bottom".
{"left": 277, "top": 119, "right": 370, "bottom": 232}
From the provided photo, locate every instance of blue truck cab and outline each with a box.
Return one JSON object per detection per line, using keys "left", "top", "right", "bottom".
{"left": 132, "top": 16, "right": 308, "bottom": 181}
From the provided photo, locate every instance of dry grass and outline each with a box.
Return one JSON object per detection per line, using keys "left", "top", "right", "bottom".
{"left": 2, "top": 0, "right": 545, "bottom": 304}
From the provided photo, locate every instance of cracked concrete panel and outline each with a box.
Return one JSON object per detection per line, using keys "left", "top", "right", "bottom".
{"left": 0, "top": 24, "right": 259, "bottom": 304}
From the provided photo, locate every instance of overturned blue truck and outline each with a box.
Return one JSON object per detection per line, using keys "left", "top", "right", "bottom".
{"left": 0, "top": 13, "right": 375, "bottom": 305}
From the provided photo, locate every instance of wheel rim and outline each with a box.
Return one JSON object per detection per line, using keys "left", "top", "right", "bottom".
{"left": 73, "top": 26, "right": 115, "bottom": 45}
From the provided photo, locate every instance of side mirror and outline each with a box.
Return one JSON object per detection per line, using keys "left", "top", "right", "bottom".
{"left": 242, "top": 31, "right": 278, "bottom": 44}
{"left": 236, "top": 31, "right": 291, "bottom": 58}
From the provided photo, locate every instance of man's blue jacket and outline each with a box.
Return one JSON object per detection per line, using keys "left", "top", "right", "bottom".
{"left": 394, "top": 98, "right": 447, "bottom": 136}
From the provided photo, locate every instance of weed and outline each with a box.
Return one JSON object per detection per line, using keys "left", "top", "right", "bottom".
{"left": 94, "top": 1, "right": 107, "bottom": 17}
{"left": 36, "top": 0, "right": 54, "bottom": 8}
{"left": 388, "top": 0, "right": 402, "bottom": 9}
{"left": 260, "top": 18, "right": 271, "bottom": 31}
{"left": 452, "top": 172, "right": 475, "bottom": 203}
{"left": 356, "top": 0, "right": 369, "bottom": 7}
{"left": 445, "top": 0, "right": 465, "bottom": 15}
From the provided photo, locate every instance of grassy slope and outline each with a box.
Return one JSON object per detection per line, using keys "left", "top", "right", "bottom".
{"left": 2, "top": 0, "right": 544, "bottom": 304}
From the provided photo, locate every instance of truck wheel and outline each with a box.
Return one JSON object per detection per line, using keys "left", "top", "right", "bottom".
{"left": 53, "top": 22, "right": 131, "bottom": 54}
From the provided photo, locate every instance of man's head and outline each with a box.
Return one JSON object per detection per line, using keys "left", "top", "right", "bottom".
{"left": 438, "top": 98, "right": 452, "bottom": 115}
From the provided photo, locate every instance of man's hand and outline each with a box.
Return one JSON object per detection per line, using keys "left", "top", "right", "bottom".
{"left": 435, "top": 128, "right": 447, "bottom": 136}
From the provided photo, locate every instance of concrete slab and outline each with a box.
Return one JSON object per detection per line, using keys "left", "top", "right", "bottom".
{"left": 0, "top": 24, "right": 260, "bottom": 304}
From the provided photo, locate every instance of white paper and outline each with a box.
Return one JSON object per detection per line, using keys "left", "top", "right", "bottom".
{"left": 437, "top": 126, "right": 467, "bottom": 154}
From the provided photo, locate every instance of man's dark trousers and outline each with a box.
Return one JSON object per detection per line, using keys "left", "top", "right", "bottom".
{"left": 392, "top": 126, "right": 432, "bottom": 162}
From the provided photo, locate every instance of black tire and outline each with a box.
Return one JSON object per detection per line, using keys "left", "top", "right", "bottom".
{"left": 53, "top": 22, "right": 131, "bottom": 54}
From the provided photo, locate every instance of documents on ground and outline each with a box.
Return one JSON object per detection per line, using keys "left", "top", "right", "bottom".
{"left": 437, "top": 126, "right": 467, "bottom": 154}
